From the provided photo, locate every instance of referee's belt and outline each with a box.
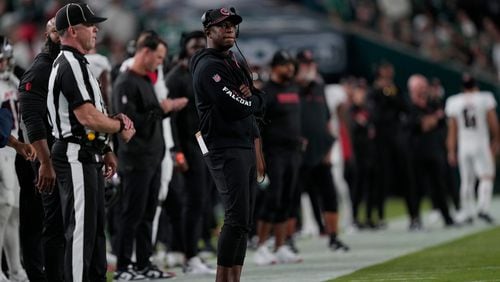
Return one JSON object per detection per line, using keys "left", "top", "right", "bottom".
{"left": 60, "top": 135, "right": 108, "bottom": 154}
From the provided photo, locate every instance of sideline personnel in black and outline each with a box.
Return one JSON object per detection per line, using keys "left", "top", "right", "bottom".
{"left": 18, "top": 17, "right": 65, "bottom": 281}
{"left": 166, "top": 30, "right": 217, "bottom": 274}
{"left": 295, "top": 49, "right": 349, "bottom": 252}
{"left": 113, "top": 32, "right": 177, "bottom": 280}
{"left": 190, "top": 7, "right": 266, "bottom": 282}
{"left": 407, "top": 74, "right": 454, "bottom": 228}
{"left": 47, "top": 3, "right": 135, "bottom": 281}
{"left": 254, "top": 50, "right": 303, "bottom": 265}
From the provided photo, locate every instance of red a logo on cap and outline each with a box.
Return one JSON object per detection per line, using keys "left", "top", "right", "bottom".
{"left": 220, "top": 8, "right": 230, "bottom": 15}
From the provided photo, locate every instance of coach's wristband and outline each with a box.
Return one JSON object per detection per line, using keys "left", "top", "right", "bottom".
{"left": 116, "top": 118, "right": 125, "bottom": 133}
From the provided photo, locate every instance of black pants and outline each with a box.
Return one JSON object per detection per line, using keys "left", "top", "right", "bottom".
{"left": 116, "top": 164, "right": 161, "bottom": 270}
{"left": 351, "top": 153, "right": 377, "bottom": 223}
{"left": 445, "top": 163, "right": 460, "bottom": 211}
{"left": 182, "top": 145, "right": 211, "bottom": 259}
{"left": 106, "top": 188, "right": 121, "bottom": 255}
{"left": 375, "top": 131, "right": 410, "bottom": 220}
{"left": 52, "top": 141, "right": 106, "bottom": 282}
{"left": 17, "top": 155, "right": 65, "bottom": 282}
{"left": 158, "top": 172, "right": 184, "bottom": 252}
{"left": 200, "top": 183, "right": 217, "bottom": 248}
{"left": 259, "top": 150, "right": 301, "bottom": 223}
{"left": 204, "top": 148, "right": 256, "bottom": 267}
{"left": 297, "top": 163, "right": 338, "bottom": 214}
{"left": 411, "top": 156, "right": 453, "bottom": 224}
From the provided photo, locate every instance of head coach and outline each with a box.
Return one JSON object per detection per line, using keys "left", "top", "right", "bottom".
{"left": 190, "top": 7, "right": 266, "bottom": 282}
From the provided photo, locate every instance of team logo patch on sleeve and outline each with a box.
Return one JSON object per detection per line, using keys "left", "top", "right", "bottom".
{"left": 25, "top": 82, "right": 32, "bottom": 91}
{"left": 212, "top": 74, "right": 221, "bottom": 82}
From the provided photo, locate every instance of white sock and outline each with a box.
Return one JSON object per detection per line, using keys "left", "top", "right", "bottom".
{"left": 477, "top": 179, "right": 493, "bottom": 214}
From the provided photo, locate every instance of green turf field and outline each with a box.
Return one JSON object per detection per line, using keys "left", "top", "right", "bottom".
{"left": 105, "top": 197, "right": 432, "bottom": 281}
{"left": 331, "top": 226, "right": 500, "bottom": 281}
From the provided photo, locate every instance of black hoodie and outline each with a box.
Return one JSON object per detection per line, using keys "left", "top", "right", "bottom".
{"left": 18, "top": 51, "right": 58, "bottom": 146}
{"left": 190, "top": 48, "right": 265, "bottom": 150}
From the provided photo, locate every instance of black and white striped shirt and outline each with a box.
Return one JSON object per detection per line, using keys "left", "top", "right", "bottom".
{"left": 47, "top": 45, "right": 107, "bottom": 140}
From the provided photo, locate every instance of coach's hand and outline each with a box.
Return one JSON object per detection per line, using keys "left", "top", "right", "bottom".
{"left": 103, "top": 152, "right": 118, "bottom": 179}
{"left": 255, "top": 138, "right": 265, "bottom": 181}
{"left": 447, "top": 151, "right": 457, "bottom": 167}
{"left": 240, "top": 84, "right": 252, "bottom": 98}
{"left": 119, "top": 127, "right": 135, "bottom": 143}
{"left": 37, "top": 161, "right": 56, "bottom": 193}
{"left": 160, "top": 98, "right": 188, "bottom": 113}
{"left": 10, "top": 137, "right": 37, "bottom": 161}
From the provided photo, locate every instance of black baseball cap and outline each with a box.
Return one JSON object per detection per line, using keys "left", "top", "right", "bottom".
{"left": 202, "top": 7, "right": 242, "bottom": 28}
{"left": 55, "top": 3, "right": 107, "bottom": 31}
{"left": 296, "top": 49, "right": 315, "bottom": 63}
{"left": 271, "top": 50, "right": 294, "bottom": 66}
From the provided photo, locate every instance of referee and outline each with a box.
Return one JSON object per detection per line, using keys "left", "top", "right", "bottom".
{"left": 47, "top": 3, "right": 135, "bottom": 281}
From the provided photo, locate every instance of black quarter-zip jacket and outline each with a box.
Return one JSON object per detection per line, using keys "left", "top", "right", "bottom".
{"left": 261, "top": 80, "right": 302, "bottom": 152}
{"left": 112, "top": 70, "right": 166, "bottom": 171}
{"left": 190, "top": 48, "right": 265, "bottom": 150}
{"left": 18, "top": 52, "right": 57, "bottom": 146}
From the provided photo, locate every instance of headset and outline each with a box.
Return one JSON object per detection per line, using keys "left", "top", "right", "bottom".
{"left": 200, "top": 9, "right": 212, "bottom": 28}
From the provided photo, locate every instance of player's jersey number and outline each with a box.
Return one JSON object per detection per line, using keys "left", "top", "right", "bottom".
{"left": 463, "top": 108, "right": 477, "bottom": 129}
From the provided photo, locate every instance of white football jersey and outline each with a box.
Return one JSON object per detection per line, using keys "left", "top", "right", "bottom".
{"left": 445, "top": 91, "right": 497, "bottom": 151}
{"left": 0, "top": 73, "right": 20, "bottom": 156}
{"left": 86, "top": 53, "right": 112, "bottom": 79}
{"left": 325, "top": 84, "right": 347, "bottom": 138}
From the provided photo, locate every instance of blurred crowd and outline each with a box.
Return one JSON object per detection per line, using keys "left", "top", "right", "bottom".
{"left": 4, "top": 0, "right": 500, "bottom": 82}
{"left": 0, "top": 0, "right": 178, "bottom": 70}
{"left": 295, "top": 0, "right": 500, "bottom": 81}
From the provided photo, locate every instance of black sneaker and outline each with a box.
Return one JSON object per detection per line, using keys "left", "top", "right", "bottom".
{"left": 113, "top": 265, "right": 146, "bottom": 281}
{"left": 329, "top": 239, "right": 350, "bottom": 252}
{"left": 463, "top": 217, "right": 474, "bottom": 225}
{"left": 138, "top": 264, "right": 176, "bottom": 280}
{"left": 409, "top": 218, "right": 423, "bottom": 231}
{"left": 377, "top": 220, "right": 388, "bottom": 229}
{"left": 478, "top": 212, "right": 495, "bottom": 224}
{"left": 444, "top": 218, "right": 460, "bottom": 228}
{"left": 365, "top": 220, "right": 381, "bottom": 230}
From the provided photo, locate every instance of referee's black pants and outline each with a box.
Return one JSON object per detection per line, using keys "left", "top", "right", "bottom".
{"left": 17, "top": 155, "right": 65, "bottom": 282}
{"left": 52, "top": 141, "right": 106, "bottom": 282}
{"left": 204, "top": 148, "right": 256, "bottom": 267}
{"left": 116, "top": 163, "right": 161, "bottom": 271}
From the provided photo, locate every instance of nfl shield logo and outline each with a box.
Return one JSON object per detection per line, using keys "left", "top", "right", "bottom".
{"left": 212, "top": 74, "right": 221, "bottom": 82}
